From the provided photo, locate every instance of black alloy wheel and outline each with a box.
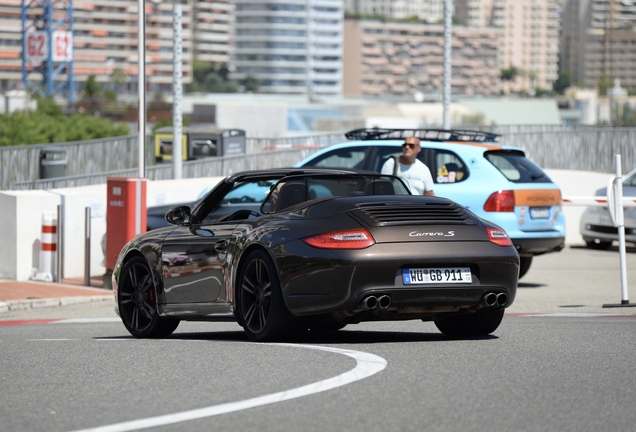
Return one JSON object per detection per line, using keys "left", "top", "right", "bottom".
{"left": 237, "top": 249, "right": 297, "bottom": 341}
{"left": 434, "top": 307, "right": 505, "bottom": 338}
{"left": 118, "top": 256, "right": 179, "bottom": 338}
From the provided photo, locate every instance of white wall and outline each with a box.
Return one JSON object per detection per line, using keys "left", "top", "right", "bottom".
{"left": 0, "top": 190, "right": 60, "bottom": 280}
{"left": 216, "top": 102, "right": 288, "bottom": 138}
{"left": 0, "top": 176, "right": 224, "bottom": 281}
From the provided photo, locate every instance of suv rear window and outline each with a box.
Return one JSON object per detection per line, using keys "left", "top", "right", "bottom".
{"left": 484, "top": 151, "right": 551, "bottom": 183}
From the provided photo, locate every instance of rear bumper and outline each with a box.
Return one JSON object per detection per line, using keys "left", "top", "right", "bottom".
{"left": 579, "top": 207, "right": 636, "bottom": 244}
{"left": 275, "top": 240, "right": 519, "bottom": 316}
{"left": 510, "top": 236, "right": 565, "bottom": 256}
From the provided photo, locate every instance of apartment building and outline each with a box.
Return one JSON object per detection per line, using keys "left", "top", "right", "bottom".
{"left": 455, "top": 0, "right": 560, "bottom": 93}
{"left": 561, "top": 0, "right": 636, "bottom": 89}
{"left": 193, "top": 0, "right": 233, "bottom": 64}
{"left": 0, "top": 0, "right": 200, "bottom": 95}
{"left": 343, "top": 18, "right": 499, "bottom": 97}
{"left": 229, "top": 0, "right": 344, "bottom": 97}
{"left": 344, "top": 0, "right": 444, "bottom": 22}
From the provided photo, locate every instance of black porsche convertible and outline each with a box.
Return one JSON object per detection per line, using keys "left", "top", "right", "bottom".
{"left": 113, "top": 169, "right": 519, "bottom": 341}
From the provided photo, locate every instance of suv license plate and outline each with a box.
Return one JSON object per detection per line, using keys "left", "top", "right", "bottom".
{"left": 530, "top": 207, "right": 550, "bottom": 219}
{"left": 402, "top": 268, "right": 472, "bottom": 285}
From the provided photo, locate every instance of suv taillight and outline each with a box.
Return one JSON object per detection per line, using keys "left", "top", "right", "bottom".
{"left": 484, "top": 190, "right": 515, "bottom": 212}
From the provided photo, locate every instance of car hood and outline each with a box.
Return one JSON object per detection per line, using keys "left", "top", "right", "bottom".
{"left": 595, "top": 185, "right": 636, "bottom": 197}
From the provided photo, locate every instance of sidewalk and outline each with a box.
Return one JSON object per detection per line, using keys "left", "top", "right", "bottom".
{"left": 0, "top": 276, "right": 112, "bottom": 314}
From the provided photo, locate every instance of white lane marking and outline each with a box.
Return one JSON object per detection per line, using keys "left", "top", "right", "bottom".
{"left": 70, "top": 343, "right": 387, "bottom": 432}
{"left": 51, "top": 318, "right": 121, "bottom": 324}
{"left": 28, "top": 339, "right": 78, "bottom": 341}
{"left": 513, "top": 313, "right": 635, "bottom": 318}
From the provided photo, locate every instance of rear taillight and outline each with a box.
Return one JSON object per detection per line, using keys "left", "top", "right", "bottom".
{"left": 486, "top": 227, "right": 513, "bottom": 246}
{"left": 302, "top": 229, "right": 375, "bottom": 249}
{"left": 484, "top": 190, "right": 515, "bottom": 212}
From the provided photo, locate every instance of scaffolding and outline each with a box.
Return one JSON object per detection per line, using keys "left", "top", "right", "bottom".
{"left": 21, "top": 0, "right": 74, "bottom": 105}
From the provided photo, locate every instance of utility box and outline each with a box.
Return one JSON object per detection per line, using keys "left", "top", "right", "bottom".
{"left": 39, "top": 147, "right": 67, "bottom": 179}
{"left": 105, "top": 177, "right": 147, "bottom": 281}
{"left": 154, "top": 126, "right": 246, "bottom": 163}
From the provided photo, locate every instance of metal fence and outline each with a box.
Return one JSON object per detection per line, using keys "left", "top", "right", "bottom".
{"left": 0, "top": 135, "right": 139, "bottom": 191}
{"left": 7, "top": 133, "right": 347, "bottom": 190}
{"left": 4, "top": 125, "right": 636, "bottom": 191}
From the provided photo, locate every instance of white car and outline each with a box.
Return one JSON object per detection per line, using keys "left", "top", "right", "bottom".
{"left": 579, "top": 168, "right": 636, "bottom": 249}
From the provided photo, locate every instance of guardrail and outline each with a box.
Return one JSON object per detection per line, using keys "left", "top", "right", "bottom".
{"left": 3, "top": 133, "right": 347, "bottom": 191}
{"left": 10, "top": 147, "right": 328, "bottom": 190}
{"left": 4, "top": 126, "right": 636, "bottom": 191}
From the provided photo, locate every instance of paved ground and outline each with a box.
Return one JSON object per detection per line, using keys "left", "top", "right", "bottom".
{"left": 1, "top": 168, "right": 632, "bottom": 319}
{"left": 2, "top": 244, "right": 635, "bottom": 321}
{"left": 0, "top": 276, "right": 114, "bottom": 318}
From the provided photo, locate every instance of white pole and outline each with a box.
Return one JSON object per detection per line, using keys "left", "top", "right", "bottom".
{"left": 172, "top": 4, "right": 183, "bottom": 179}
{"left": 137, "top": 0, "right": 146, "bottom": 179}
{"left": 615, "top": 154, "right": 629, "bottom": 304}
{"left": 443, "top": 0, "right": 452, "bottom": 129}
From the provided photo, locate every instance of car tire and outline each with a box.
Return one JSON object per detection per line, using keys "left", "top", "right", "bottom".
{"left": 434, "top": 308, "right": 505, "bottom": 337}
{"left": 236, "top": 249, "right": 298, "bottom": 342}
{"left": 118, "top": 256, "right": 180, "bottom": 338}
{"left": 519, "top": 256, "right": 533, "bottom": 279}
{"left": 584, "top": 239, "right": 612, "bottom": 250}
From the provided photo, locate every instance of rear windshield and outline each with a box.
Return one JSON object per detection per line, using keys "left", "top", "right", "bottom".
{"left": 484, "top": 151, "right": 552, "bottom": 183}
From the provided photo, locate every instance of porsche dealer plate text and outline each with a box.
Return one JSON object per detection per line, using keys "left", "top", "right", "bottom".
{"left": 530, "top": 207, "right": 550, "bottom": 219}
{"left": 402, "top": 268, "right": 472, "bottom": 285}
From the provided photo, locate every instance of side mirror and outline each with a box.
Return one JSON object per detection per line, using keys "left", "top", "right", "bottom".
{"left": 165, "top": 206, "right": 192, "bottom": 225}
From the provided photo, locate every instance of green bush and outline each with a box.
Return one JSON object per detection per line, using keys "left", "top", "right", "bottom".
{"left": 0, "top": 97, "right": 130, "bottom": 146}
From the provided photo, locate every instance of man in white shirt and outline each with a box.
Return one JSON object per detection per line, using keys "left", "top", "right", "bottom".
{"left": 381, "top": 136, "right": 435, "bottom": 196}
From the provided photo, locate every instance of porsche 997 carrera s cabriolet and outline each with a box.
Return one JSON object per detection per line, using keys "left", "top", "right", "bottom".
{"left": 112, "top": 169, "right": 519, "bottom": 341}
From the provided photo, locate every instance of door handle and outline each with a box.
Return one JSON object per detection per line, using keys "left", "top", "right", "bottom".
{"left": 215, "top": 240, "right": 228, "bottom": 251}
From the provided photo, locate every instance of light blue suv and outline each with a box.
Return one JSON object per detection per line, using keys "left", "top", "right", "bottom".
{"left": 296, "top": 128, "right": 565, "bottom": 278}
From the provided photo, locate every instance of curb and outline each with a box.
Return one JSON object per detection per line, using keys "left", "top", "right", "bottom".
{"left": 0, "top": 295, "right": 112, "bottom": 314}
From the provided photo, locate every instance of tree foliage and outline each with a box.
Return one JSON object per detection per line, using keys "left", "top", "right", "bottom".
{"left": 597, "top": 74, "right": 613, "bottom": 97}
{"left": 186, "top": 61, "right": 238, "bottom": 93}
{"left": 83, "top": 75, "right": 101, "bottom": 99}
{"left": 243, "top": 74, "right": 260, "bottom": 93}
{"left": 500, "top": 67, "right": 520, "bottom": 82}
{"left": 553, "top": 70, "right": 572, "bottom": 95}
{"left": 0, "top": 97, "right": 130, "bottom": 146}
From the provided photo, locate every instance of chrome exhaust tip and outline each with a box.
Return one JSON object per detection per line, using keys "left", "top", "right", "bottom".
{"left": 482, "top": 292, "right": 498, "bottom": 307}
{"left": 362, "top": 296, "right": 378, "bottom": 310}
{"left": 377, "top": 295, "right": 392, "bottom": 309}
{"left": 496, "top": 293, "right": 508, "bottom": 307}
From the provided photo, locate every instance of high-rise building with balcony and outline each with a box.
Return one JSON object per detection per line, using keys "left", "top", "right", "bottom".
{"left": 0, "top": 0, "right": 200, "bottom": 95}
{"left": 229, "top": 0, "right": 344, "bottom": 97}
{"left": 344, "top": 0, "right": 444, "bottom": 22}
{"left": 193, "top": 0, "right": 234, "bottom": 64}
{"left": 561, "top": 0, "right": 636, "bottom": 90}
{"left": 455, "top": 0, "right": 560, "bottom": 93}
{"left": 343, "top": 18, "right": 499, "bottom": 97}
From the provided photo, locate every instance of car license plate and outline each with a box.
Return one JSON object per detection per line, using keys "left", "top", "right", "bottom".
{"left": 402, "top": 268, "right": 472, "bottom": 285}
{"left": 530, "top": 207, "right": 550, "bottom": 219}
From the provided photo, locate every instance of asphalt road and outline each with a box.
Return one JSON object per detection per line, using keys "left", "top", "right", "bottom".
{"left": 1, "top": 245, "right": 636, "bottom": 432}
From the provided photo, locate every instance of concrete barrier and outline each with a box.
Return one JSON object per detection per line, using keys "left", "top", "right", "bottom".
{"left": 0, "top": 169, "right": 618, "bottom": 282}
{"left": 0, "top": 176, "right": 224, "bottom": 281}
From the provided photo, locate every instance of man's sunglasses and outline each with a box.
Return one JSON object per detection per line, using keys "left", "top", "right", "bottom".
{"left": 402, "top": 143, "right": 418, "bottom": 149}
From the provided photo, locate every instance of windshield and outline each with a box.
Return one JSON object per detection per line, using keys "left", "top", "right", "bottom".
{"left": 624, "top": 169, "right": 636, "bottom": 186}
{"left": 261, "top": 174, "right": 411, "bottom": 213}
